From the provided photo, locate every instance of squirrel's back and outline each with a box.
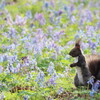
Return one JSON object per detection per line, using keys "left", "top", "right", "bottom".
{"left": 85, "top": 54, "right": 100, "bottom": 80}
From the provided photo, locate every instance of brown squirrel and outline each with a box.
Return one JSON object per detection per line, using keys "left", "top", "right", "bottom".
{"left": 69, "top": 39, "right": 100, "bottom": 88}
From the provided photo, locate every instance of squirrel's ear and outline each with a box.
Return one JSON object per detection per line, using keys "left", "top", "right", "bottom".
{"left": 75, "top": 38, "right": 81, "bottom": 48}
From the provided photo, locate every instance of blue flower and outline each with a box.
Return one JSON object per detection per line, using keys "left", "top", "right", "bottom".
{"left": 23, "top": 95, "right": 28, "bottom": 100}
{"left": 57, "top": 87, "right": 64, "bottom": 95}
{"left": 15, "top": 15, "right": 27, "bottom": 26}
{"left": 47, "top": 62, "right": 55, "bottom": 75}
{"left": 0, "top": 93, "right": 5, "bottom": 100}
{"left": 92, "top": 80, "right": 100, "bottom": 92}
{"left": 87, "top": 76, "right": 95, "bottom": 85}
{"left": 86, "top": 10, "right": 92, "bottom": 21}
{"left": 35, "top": 71, "right": 45, "bottom": 87}
{"left": 8, "top": 63, "right": 14, "bottom": 73}
{"left": 90, "top": 91, "right": 95, "bottom": 97}
{"left": 88, "top": 40, "right": 97, "bottom": 50}
{"left": 46, "top": 72, "right": 58, "bottom": 86}
{"left": 58, "top": 10, "right": 63, "bottom": 16}
{"left": 71, "top": 16, "right": 76, "bottom": 23}
{"left": 26, "top": 10, "right": 32, "bottom": 19}
{"left": 89, "top": 79, "right": 100, "bottom": 97}
{"left": 0, "top": 0, "right": 6, "bottom": 9}
{"left": 0, "top": 66, "right": 3, "bottom": 73}
{"left": 64, "top": 6, "right": 68, "bottom": 11}
{"left": 44, "top": 2, "right": 49, "bottom": 8}
{"left": 34, "top": 13, "right": 46, "bottom": 25}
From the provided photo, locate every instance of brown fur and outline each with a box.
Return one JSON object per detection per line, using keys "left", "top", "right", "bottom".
{"left": 85, "top": 54, "right": 100, "bottom": 80}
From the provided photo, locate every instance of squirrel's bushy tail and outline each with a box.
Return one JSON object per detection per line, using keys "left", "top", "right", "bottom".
{"left": 86, "top": 54, "right": 100, "bottom": 80}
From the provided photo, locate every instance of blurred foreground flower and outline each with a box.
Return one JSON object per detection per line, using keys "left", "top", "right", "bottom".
{"left": 23, "top": 95, "right": 29, "bottom": 100}
{"left": 0, "top": 93, "right": 5, "bottom": 100}
{"left": 88, "top": 76, "right": 100, "bottom": 96}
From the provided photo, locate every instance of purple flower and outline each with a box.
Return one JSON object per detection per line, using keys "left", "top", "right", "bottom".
{"left": 51, "top": 52, "right": 57, "bottom": 59}
{"left": 0, "top": 0, "right": 6, "bottom": 9}
{"left": 90, "top": 80, "right": 100, "bottom": 97}
{"left": 7, "top": 44, "right": 16, "bottom": 51}
{"left": 47, "top": 72, "right": 58, "bottom": 86}
{"left": 0, "top": 66, "right": 3, "bottom": 73}
{"left": 88, "top": 40, "right": 97, "bottom": 50}
{"left": 8, "top": 27, "right": 17, "bottom": 38}
{"left": 49, "top": 13, "right": 54, "bottom": 23}
{"left": 14, "top": 63, "right": 21, "bottom": 73}
{"left": 34, "top": 45, "right": 42, "bottom": 56}
{"left": 96, "top": 34, "right": 100, "bottom": 44}
{"left": 0, "top": 12, "right": 3, "bottom": 15}
{"left": 64, "top": 6, "right": 68, "bottom": 11}
{"left": 53, "top": 30, "right": 65, "bottom": 41}
{"left": 85, "top": 26, "right": 95, "bottom": 37}
{"left": 96, "top": 22, "right": 100, "bottom": 30}
{"left": 58, "top": 10, "right": 63, "bottom": 16}
{"left": 44, "top": 2, "right": 49, "bottom": 8}
{"left": 81, "top": 42, "right": 89, "bottom": 50}
{"left": 35, "top": 71, "right": 45, "bottom": 87}
{"left": 8, "top": 63, "right": 14, "bottom": 73}
{"left": 47, "top": 40, "right": 56, "bottom": 50}
{"left": 86, "top": 10, "right": 92, "bottom": 21}
{"left": 48, "top": 78, "right": 56, "bottom": 86}
{"left": 6, "top": 14, "right": 13, "bottom": 25}
{"left": 34, "top": 13, "right": 46, "bottom": 25}
{"left": 87, "top": 76, "right": 95, "bottom": 85}
{"left": 0, "top": 93, "right": 5, "bottom": 100}
{"left": 47, "top": 62, "right": 55, "bottom": 75}
{"left": 67, "top": 41, "right": 74, "bottom": 45}
{"left": 50, "top": 0, "right": 55, "bottom": 8}
{"left": 47, "top": 26, "right": 53, "bottom": 33}
{"left": 0, "top": 55, "right": 3, "bottom": 62}
{"left": 90, "top": 91, "right": 94, "bottom": 97}
{"left": 15, "top": 15, "right": 27, "bottom": 25}
{"left": 3, "top": 54, "right": 8, "bottom": 62}
{"left": 88, "top": 76, "right": 100, "bottom": 96}
{"left": 71, "top": 16, "right": 76, "bottom": 23}
{"left": 25, "top": 72, "right": 33, "bottom": 81}
{"left": 57, "top": 87, "right": 64, "bottom": 95}
{"left": 70, "top": 4, "right": 74, "bottom": 12}
{"left": 92, "top": 80, "right": 100, "bottom": 92}
{"left": 26, "top": 10, "right": 32, "bottom": 19}
{"left": 23, "top": 95, "right": 28, "bottom": 100}
{"left": 78, "top": 3, "right": 84, "bottom": 11}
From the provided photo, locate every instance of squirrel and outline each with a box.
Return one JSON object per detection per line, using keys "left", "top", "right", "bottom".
{"left": 69, "top": 39, "right": 100, "bottom": 88}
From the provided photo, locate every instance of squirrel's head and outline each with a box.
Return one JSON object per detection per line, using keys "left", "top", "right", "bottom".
{"left": 69, "top": 39, "right": 82, "bottom": 57}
